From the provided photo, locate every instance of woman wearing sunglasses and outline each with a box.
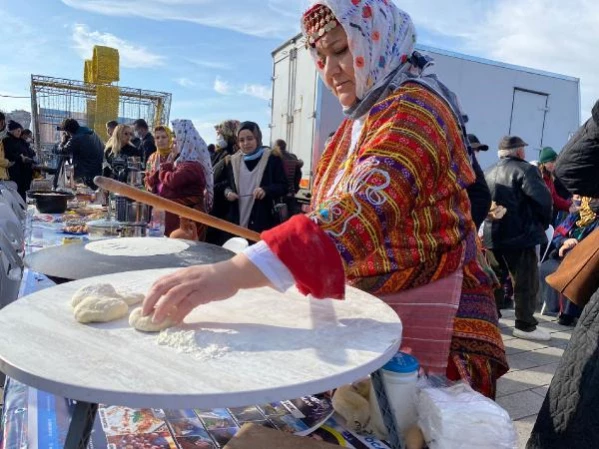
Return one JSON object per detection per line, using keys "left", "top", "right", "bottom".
{"left": 103, "top": 124, "right": 142, "bottom": 182}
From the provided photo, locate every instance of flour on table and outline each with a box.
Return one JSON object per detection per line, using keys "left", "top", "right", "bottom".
{"left": 85, "top": 238, "right": 189, "bottom": 257}
{"left": 156, "top": 328, "right": 238, "bottom": 361}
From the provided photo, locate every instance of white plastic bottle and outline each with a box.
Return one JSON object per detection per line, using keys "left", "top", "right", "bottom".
{"left": 381, "top": 352, "right": 420, "bottom": 435}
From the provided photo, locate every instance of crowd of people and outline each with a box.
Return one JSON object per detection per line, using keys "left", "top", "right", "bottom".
{"left": 0, "top": 113, "right": 38, "bottom": 199}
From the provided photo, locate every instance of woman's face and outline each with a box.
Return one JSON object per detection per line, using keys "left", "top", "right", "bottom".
{"left": 238, "top": 129, "right": 258, "bottom": 154}
{"left": 315, "top": 26, "right": 357, "bottom": 108}
{"left": 155, "top": 130, "right": 170, "bottom": 150}
{"left": 121, "top": 126, "right": 132, "bottom": 145}
{"left": 544, "top": 161, "right": 556, "bottom": 173}
{"left": 10, "top": 128, "right": 22, "bottom": 139}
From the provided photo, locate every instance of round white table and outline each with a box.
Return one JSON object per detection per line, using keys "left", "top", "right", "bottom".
{"left": 0, "top": 268, "right": 402, "bottom": 448}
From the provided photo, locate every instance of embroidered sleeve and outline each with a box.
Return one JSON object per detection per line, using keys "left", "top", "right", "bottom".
{"left": 263, "top": 88, "right": 473, "bottom": 297}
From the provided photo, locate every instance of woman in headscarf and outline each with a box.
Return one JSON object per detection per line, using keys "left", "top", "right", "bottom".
{"left": 149, "top": 119, "right": 213, "bottom": 239}
{"left": 143, "top": 0, "right": 507, "bottom": 398}
{"left": 221, "top": 121, "right": 288, "bottom": 234}
{"left": 145, "top": 125, "right": 174, "bottom": 194}
{"left": 103, "top": 124, "right": 141, "bottom": 182}
{"left": 206, "top": 119, "right": 241, "bottom": 245}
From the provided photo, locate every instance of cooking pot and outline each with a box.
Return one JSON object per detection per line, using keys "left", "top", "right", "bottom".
{"left": 27, "top": 191, "right": 74, "bottom": 214}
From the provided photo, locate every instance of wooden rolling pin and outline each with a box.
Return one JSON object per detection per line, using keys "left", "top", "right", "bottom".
{"left": 93, "top": 176, "right": 261, "bottom": 242}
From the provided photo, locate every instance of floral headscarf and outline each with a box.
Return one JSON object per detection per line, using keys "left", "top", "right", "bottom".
{"left": 171, "top": 119, "right": 214, "bottom": 211}
{"left": 302, "top": 0, "right": 417, "bottom": 101}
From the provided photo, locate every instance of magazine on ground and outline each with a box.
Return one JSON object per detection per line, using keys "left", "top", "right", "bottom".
{"left": 1, "top": 379, "right": 395, "bottom": 449}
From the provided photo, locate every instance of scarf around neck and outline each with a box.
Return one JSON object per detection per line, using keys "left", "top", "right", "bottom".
{"left": 243, "top": 146, "right": 265, "bottom": 162}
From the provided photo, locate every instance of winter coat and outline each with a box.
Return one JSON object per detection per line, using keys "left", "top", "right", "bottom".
{"left": 467, "top": 151, "right": 492, "bottom": 229}
{"left": 139, "top": 132, "right": 157, "bottom": 162}
{"left": 60, "top": 127, "right": 104, "bottom": 188}
{"left": 280, "top": 150, "right": 303, "bottom": 196}
{"left": 0, "top": 141, "right": 12, "bottom": 181}
{"left": 2, "top": 133, "right": 28, "bottom": 193}
{"left": 221, "top": 152, "right": 287, "bottom": 233}
{"left": 527, "top": 288, "right": 599, "bottom": 448}
{"left": 543, "top": 172, "right": 571, "bottom": 213}
{"left": 146, "top": 161, "right": 206, "bottom": 236}
{"left": 104, "top": 144, "right": 142, "bottom": 182}
{"left": 483, "top": 156, "right": 552, "bottom": 249}
{"left": 210, "top": 144, "right": 237, "bottom": 221}
{"left": 528, "top": 113, "right": 599, "bottom": 446}
{"left": 554, "top": 99, "right": 599, "bottom": 197}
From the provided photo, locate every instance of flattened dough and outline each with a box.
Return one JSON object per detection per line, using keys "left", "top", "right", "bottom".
{"left": 119, "top": 292, "right": 145, "bottom": 306}
{"left": 74, "top": 296, "right": 128, "bottom": 323}
{"left": 129, "top": 307, "right": 175, "bottom": 332}
{"left": 72, "top": 283, "right": 120, "bottom": 308}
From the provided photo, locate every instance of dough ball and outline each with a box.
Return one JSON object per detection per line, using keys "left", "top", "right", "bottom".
{"left": 74, "top": 296, "right": 128, "bottom": 324}
{"left": 119, "top": 292, "right": 145, "bottom": 307}
{"left": 129, "top": 307, "right": 175, "bottom": 333}
{"left": 72, "top": 283, "right": 120, "bottom": 309}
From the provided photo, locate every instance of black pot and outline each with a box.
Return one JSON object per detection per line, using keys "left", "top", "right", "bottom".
{"left": 28, "top": 191, "right": 74, "bottom": 214}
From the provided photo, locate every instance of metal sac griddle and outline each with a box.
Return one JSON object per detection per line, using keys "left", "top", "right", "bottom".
{"left": 24, "top": 238, "right": 234, "bottom": 283}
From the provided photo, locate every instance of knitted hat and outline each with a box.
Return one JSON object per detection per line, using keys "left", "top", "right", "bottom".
{"left": 7, "top": 120, "right": 22, "bottom": 131}
{"left": 539, "top": 147, "right": 558, "bottom": 164}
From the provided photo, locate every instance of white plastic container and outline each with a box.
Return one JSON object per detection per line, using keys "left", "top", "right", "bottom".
{"left": 381, "top": 352, "right": 420, "bottom": 435}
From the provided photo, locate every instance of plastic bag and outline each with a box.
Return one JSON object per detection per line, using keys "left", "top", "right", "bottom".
{"left": 417, "top": 381, "right": 517, "bottom": 449}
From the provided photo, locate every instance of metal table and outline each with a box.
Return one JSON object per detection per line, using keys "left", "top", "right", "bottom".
{"left": 0, "top": 268, "right": 402, "bottom": 448}
{"left": 24, "top": 237, "right": 234, "bottom": 282}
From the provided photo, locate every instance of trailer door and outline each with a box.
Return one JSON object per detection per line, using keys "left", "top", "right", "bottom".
{"left": 509, "top": 88, "right": 549, "bottom": 152}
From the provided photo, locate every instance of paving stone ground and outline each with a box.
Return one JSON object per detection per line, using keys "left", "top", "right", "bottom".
{"left": 498, "top": 309, "right": 573, "bottom": 448}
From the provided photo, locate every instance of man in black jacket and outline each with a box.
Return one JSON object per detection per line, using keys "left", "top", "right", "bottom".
{"left": 58, "top": 118, "right": 104, "bottom": 189}
{"left": 133, "top": 119, "right": 156, "bottom": 163}
{"left": 483, "top": 136, "right": 552, "bottom": 341}
{"left": 466, "top": 134, "right": 492, "bottom": 229}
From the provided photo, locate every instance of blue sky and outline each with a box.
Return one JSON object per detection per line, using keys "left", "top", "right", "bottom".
{"left": 1, "top": 0, "right": 597, "bottom": 144}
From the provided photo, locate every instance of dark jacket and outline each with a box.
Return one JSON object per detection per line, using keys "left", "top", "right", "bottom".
{"left": 527, "top": 288, "right": 599, "bottom": 449}
{"left": 221, "top": 152, "right": 287, "bottom": 233}
{"left": 2, "top": 133, "right": 29, "bottom": 195}
{"left": 211, "top": 144, "right": 237, "bottom": 220}
{"left": 528, "top": 119, "right": 599, "bottom": 447}
{"left": 554, "top": 99, "right": 599, "bottom": 198}
{"left": 104, "top": 144, "right": 142, "bottom": 182}
{"left": 140, "top": 132, "right": 156, "bottom": 162}
{"left": 61, "top": 127, "right": 104, "bottom": 187}
{"left": 280, "top": 150, "right": 303, "bottom": 196}
{"left": 483, "top": 156, "right": 552, "bottom": 249}
{"left": 467, "top": 152, "right": 492, "bottom": 229}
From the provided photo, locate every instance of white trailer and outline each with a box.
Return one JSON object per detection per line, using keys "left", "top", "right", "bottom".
{"left": 270, "top": 34, "right": 581, "bottom": 186}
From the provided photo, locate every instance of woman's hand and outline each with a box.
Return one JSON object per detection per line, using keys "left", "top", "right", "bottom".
{"left": 253, "top": 187, "right": 266, "bottom": 200}
{"left": 569, "top": 202, "right": 580, "bottom": 214}
{"left": 559, "top": 238, "right": 578, "bottom": 258}
{"left": 225, "top": 190, "right": 239, "bottom": 202}
{"left": 142, "top": 254, "right": 271, "bottom": 324}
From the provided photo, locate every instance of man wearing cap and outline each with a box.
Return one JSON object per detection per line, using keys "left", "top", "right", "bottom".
{"left": 58, "top": 118, "right": 104, "bottom": 189}
{"left": 483, "top": 136, "right": 553, "bottom": 341}
{"left": 466, "top": 134, "right": 492, "bottom": 229}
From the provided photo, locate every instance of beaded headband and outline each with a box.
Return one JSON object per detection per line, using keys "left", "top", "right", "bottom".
{"left": 302, "top": 4, "right": 340, "bottom": 48}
